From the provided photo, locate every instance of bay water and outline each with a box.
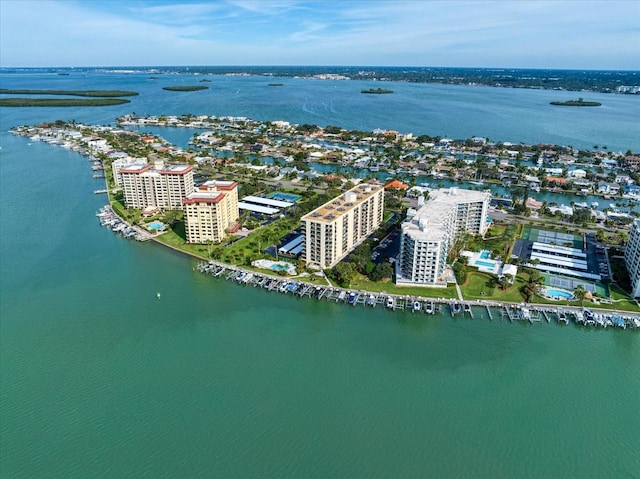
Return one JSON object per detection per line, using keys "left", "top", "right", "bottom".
{"left": 1, "top": 71, "right": 639, "bottom": 478}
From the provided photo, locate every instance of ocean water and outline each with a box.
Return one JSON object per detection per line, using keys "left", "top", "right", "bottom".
{"left": 1, "top": 71, "right": 640, "bottom": 478}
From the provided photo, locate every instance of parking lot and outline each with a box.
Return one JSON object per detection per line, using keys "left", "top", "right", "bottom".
{"left": 371, "top": 230, "right": 401, "bottom": 264}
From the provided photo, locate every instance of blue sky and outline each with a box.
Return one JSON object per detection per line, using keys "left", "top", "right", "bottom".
{"left": 1, "top": 0, "right": 638, "bottom": 69}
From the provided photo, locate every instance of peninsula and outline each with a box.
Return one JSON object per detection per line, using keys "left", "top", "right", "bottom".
{"left": 9, "top": 115, "right": 640, "bottom": 323}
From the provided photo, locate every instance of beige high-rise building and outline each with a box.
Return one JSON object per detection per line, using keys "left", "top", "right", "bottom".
{"left": 397, "top": 188, "right": 491, "bottom": 286}
{"left": 120, "top": 162, "right": 194, "bottom": 210}
{"left": 183, "top": 180, "right": 239, "bottom": 244}
{"left": 302, "top": 183, "right": 384, "bottom": 269}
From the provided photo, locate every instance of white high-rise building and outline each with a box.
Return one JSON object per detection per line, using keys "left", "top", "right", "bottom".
{"left": 120, "top": 161, "right": 194, "bottom": 210}
{"left": 111, "top": 157, "right": 147, "bottom": 186}
{"left": 302, "top": 184, "right": 384, "bottom": 269}
{"left": 625, "top": 219, "right": 640, "bottom": 297}
{"left": 397, "top": 188, "right": 490, "bottom": 286}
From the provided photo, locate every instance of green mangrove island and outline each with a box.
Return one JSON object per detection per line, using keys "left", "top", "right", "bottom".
{"left": 0, "top": 89, "right": 139, "bottom": 97}
{"left": 550, "top": 98, "right": 602, "bottom": 107}
{"left": 0, "top": 98, "right": 131, "bottom": 107}
{"left": 361, "top": 88, "right": 394, "bottom": 94}
{"left": 162, "top": 85, "right": 209, "bottom": 92}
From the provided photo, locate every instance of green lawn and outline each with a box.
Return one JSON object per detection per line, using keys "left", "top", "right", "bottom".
{"left": 350, "top": 276, "right": 459, "bottom": 299}
{"left": 460, "top": 271, "right": 527, "bottom": 302}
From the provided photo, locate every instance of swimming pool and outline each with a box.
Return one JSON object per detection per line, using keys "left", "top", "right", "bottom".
{"left": 480, "top": 251, "right": 490, "bottom": 259}
{"left": 475, "top": 260, "right": 495, "bottom": 268}
{"left": 147, "top": 221, "right": 164, "bottom": 231}
{"left": 271, "top": 263, "right": 290, "bottom": 271}
{"left": 545, "top": 289, "right": 575, "bottom": 300}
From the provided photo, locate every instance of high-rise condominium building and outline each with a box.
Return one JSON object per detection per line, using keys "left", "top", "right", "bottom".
{"left": 397, "top": 188, "right": 490, "bottom": 286}
{"left": 625, "top": 219, "right": 640, "bottom": 298}
{"left": 183, "top": 180, "right": 239, "bottom": 244}
{"left": 120, "top": 161, "right": 194, "bottom": 210}
{"left": 302, "top": 184, "right": 384, "bottom": 269}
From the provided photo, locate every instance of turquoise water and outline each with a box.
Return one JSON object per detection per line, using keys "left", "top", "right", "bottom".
{"left": 480, "top": 251, "right": 490, "bottom": 259}
{"left": 475, "top": 260, "right": 496, "bottom": 268}
{"left": 1, "top": 71, "right": 640, "bottom": 478}
{"left": 147, "top": 221, "right": 164, "bottom": 230}
{"left": 546, "top": 289, "right": 576, "bottom": 300}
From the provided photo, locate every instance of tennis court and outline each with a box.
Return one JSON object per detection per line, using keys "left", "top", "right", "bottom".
{"left": 542, "top": 273, "right": 609, "bottom": 297}
{"left": 522, "top": 226, "right": 583, "bottom": 249}
{"left": 267, "top": 191, "right": 301, "bottom": 202}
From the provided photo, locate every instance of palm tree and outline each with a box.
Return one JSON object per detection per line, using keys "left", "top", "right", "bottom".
{"left": 574, "top": 285, "right": 586, "bottom": 306}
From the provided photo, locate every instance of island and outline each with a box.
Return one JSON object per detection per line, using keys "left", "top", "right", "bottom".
{"left": 162, "top": 85, "right": 209, "bottom": 92}
{"left": 550, "top": 98, "right": 601, "bottom": 107}
{"left": 0, "top": 98, "right": 131, "bottom": 107}
{"left": 0, "top": 89, "right": 138, "bottom": 97}
{"left": 361, "top": 88, "right": 394, "bottom": 94}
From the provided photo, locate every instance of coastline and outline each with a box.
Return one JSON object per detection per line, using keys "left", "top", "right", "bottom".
{"left": 14, "top": 121, "right": 640, "bottom": 321}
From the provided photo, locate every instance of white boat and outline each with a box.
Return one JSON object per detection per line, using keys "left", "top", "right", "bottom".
{"left": 386, "top": 297, "right": 395, "bottom": 309}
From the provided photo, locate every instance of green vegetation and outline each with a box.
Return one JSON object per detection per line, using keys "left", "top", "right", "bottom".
{"left": 0, "top": 98, "right": 131, "bottom": 107}
{"left": 0, "top": 88, "right": 139, "bottom": 97}
{"left": 162, "top": 85, "right": 209, "bottom": 92}
{"left": 461, "top": 271, "right": 526, "bottom": 302}
{"left": 361, "top": 88, "right": 393, "bottom": 94}
{"left": 550, "top": 98, "right": 601, "bottom": 107}
{"left": 350, "top": 276, "right": 459, "bottom": 299}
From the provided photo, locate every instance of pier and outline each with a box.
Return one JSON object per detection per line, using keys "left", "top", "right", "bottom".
{"left": 193, "top": 260, "right": 640, "bottom": 332}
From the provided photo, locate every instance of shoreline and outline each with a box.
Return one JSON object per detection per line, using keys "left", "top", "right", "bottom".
{"left": 14, "top": 122, "right": 640, "bottom": 320}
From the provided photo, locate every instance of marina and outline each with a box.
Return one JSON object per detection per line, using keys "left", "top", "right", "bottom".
{"left": 196, "top": 260, "right": 640, "bottom": 330}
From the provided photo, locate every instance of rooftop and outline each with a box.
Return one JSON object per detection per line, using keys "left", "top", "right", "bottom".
{"left": 302, "top": 184, "right": 383, "bottom": 223}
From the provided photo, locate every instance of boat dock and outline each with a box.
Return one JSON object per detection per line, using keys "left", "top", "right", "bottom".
{"left": 195, "top": 261, "right": 640, "bottom": 331}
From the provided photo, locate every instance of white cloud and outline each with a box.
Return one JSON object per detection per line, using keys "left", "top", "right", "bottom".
{"left": 0, "top": 0, "right": 638, "bottom": 68}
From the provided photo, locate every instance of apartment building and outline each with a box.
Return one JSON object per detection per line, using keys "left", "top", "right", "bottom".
{"left": 625, "top": 219, "right": 640, "bottom": 298}
{"left": 397, "top": 188, "right": 490, "bottom": 286}
{"left": 120, "top": 161, "right": 194, "bottom": 210}
{"left": 183, "top": 180, "right": 239, "bottom": 244}
{"left": 302, "top": 184, "right": 384, "bottom": 269}
{"left": 111, "top": 157, "right": 147, "bottom": 187}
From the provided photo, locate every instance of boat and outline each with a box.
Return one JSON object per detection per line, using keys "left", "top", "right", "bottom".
{"left": 337, "top": 291, "right": 346, "bottom": 302}
{"left": 451, "top": 303, "right": 462, "bottom": 314}
{"left": 463, "top": 304, "right": 471, "bottom": 313}
{"left": 386, "top": 297, "right": 395, "bottom": 309}
{"left": 412, "top": 300, "right": 421, "bottom": 312}
{"left": 348, "top": 292, "right": 357, "bottom": 304}
{"left": 424, "top": 302, "right": 434, "bottom": 314}
{"left": 366, "top": 295, "right": 376, "bottom": 306}
{"left": 156, "top": 292, "right": 161, "bottom": 300}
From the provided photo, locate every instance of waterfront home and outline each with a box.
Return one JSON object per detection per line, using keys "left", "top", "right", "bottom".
{"left": 615, "top": 174, "right": 634, "bottom": 185}
{"left": 569, "top": 169, "right": 587, "bottom": 179}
